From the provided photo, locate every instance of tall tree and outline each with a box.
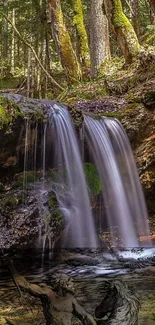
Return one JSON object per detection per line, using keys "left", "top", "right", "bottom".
{"left": 3, "top": 0, "right": 8, "bottom": 58}
{"left": 72, "top": 0, "right": 89, "bottom": 66}
{"left": 130, "top": 0, "right": 141, "bottom": 39}
{"left": 11, "top": 8, "right": 15, "bottom": 75}
{"left": 88, "top": 0, "right": 111, "bottom": 77}
{"left": 48, "top": 0, "right": 81, "bottom": 82}
{"left": 104, "top": 0, "right": 140, "bottom": 64}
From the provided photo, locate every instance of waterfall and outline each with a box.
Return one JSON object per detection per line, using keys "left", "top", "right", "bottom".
{"left": 51, "top": 103, "right": 98, "bottom": 248}
{"left": 13, "top": 92, "right": 151, "bottom": 249}
{"left": 84, "top": 116, "right": 151, "bottom": 248}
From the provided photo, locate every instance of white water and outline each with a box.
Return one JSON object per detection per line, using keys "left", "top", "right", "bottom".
{"left": 104, "top": 118, "right": 151, "bottom": 240}
{"left": 51, "top": 104, "right": 98, "bottom": 248}
{"left": 84, "top": 116, "right": 151, "bottom": 248}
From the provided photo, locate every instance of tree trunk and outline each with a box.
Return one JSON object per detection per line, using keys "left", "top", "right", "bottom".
{"left": 27, "top": 46, "right": 31, "bottom": 97}
{"left": 148, "top": 0, "right": 155, "bottom": 14}
{"left": 72, "top": 0, "right": 89, "bottom": 67}
{"left": 3, "top": 1, "right": 8, "bottom": 58}
{"left": 88, "top": 0, "right": 111, "bottom": 77}
{"left": 104, "top": 0, "right": 140, "bottom": 64}
{"left": 130, "top": 0, "right": 141, "bottom": 39}
{"left": 48, "top": 0, "right": 81, "bottom": 82}
{"left": 11, "top": 8, "right": 15, "bottom": 75}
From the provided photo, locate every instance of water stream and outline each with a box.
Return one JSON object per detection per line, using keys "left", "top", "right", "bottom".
{"left": 51, "top": 103, "right": 98, "bottom": 248}
{"left": 84, "top": 116, "right": 151, "bottom": 247}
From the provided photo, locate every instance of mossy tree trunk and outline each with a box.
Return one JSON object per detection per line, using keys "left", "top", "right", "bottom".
{"left": 48, "top": 0, "right": 81, "bottom": 83}
{"left": 130, "top": 0, "right": 141, "bottom": 39}
{"left": 88, "top": 0, "right": 111, "bottom": 77}
{"left": 72, "top": 0, "right": 89, "bottom": 67}
{"left": 104, "top": 0, "right": 140, "bottom": 64}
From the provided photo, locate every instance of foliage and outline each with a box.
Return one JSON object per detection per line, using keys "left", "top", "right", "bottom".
{"left": 0, "top": 0, "right": 155, "bottom": 96}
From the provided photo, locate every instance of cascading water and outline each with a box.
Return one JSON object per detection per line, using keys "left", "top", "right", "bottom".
{"left": 84, "top": 116, "right": 151, "bottom": 248}
{"left": 104, "top": 118, "right": 150, "bottom": 240}
{"left": 50, "top": 103, "right": 98, "bottom": 248}
{"left": 7, "top": 93, "right": 151, "bottom": 249}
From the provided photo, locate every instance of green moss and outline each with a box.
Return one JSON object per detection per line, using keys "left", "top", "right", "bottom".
{"left": 146, "top": 33, "right": 155, "bottom": 46}
{"left": 48, "top": 196, "right": 58, "bottom": 210}
{"left": 126, "top": 92, "right": 140, "bottom": 103}
{"left": 0, "top": 97, "right": 23, "bottom": 129}
{"left": 84, "top": 163, "right": 102, "bottom": 196}
{"left": 55, "top": 5, "right": 81, "bottom": 82}
{"left": 60, "top": 83, "right": 107, "bottom": 105}
{"left": 100, "top": 112, "right": 122, "bottom": 119}
{"left": 0, "top": 194, "right": 18, "bottom": 212}
{"left": 15, "top": 171, "right": 38, "bottom": 188}
{"left": 112, "top": 0, "right": 140, "bottom": 60}
{"left": 47, "top": 195, "right": 63, "bottom": 226}
{"left": 89, "top": 103, "right": 142, "bottom": 122}
{"left": 72, "top": 0, "right": 89, "bottom": 66}
{"left": 107, "top": 103, "right": 141, "bottom": 121}
{"left": 112, "top": 0, "right": 131, "bottom": 28}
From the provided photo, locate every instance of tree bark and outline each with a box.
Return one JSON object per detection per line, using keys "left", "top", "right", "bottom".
{"left": 88, "top": 0, "right": 111, "bottom": 77}
{"left": 104, "top": 0, "right": 140, "bottom": 64}
{"left": 148, "top": 0, "right": 155, "bottom": 14}
{"left": 48, "top": 0, "right": 81, "bottom": 83}
{"left": 11, "top": 8, "right": 15, "bottom": 76}
{"left": 72, "top": 0, "right": 89, "bottom": 67}
{"left": 3, "top": 0, "right": 8, "bottom": 58}
{"left": 27, "top": 46, "right": 31, "bottom": 97}
{"left": 130, "top": 0, "right": 141, "bottom": 39}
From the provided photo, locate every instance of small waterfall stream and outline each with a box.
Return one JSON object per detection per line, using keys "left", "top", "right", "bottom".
{"left": 51, "top": 103, "right": 98, "bottom": 248}
{"left": 84, "top": 116, "right": 151, "bottom": 247}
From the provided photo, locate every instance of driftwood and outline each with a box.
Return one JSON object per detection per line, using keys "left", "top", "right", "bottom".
{"left": 9, "top": 261, "right": 96, "bottom": 325}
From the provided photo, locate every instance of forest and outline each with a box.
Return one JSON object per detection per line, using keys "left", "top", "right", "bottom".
{"left": 0, "top": 0, "right": 155, "bottom": 100}
{"left": 0, "top": 1, "right": 155, "bottom": 325}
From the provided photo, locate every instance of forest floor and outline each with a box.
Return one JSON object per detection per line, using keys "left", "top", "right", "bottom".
{"left": 1, "top": 51, "right": 155, "bottom": 113}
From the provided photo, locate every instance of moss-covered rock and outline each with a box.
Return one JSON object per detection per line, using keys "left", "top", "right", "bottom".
{"left": 48, "top": 195, "right": 63, "bottom": 228}
{"left": 0, "top": 96, "right": 23, "bottom": 129}
{"left": 84, "top": 163, "right": 102, "bottom": 196}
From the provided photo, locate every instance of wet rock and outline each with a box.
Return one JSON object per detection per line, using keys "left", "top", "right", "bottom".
{"left": 0, "top": 180, "right": 65, "bottom": 252}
